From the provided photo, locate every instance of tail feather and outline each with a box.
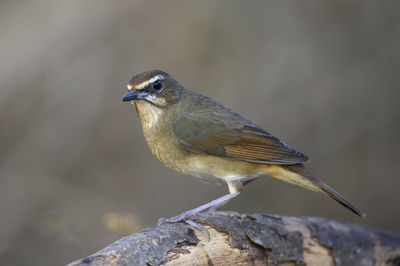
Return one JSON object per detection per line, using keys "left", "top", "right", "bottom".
{"left": 285, "top": 164, "right": 366, "bottom": 217}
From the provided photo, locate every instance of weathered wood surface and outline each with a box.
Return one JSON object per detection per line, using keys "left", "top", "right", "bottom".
{"left": 69, "top": 212, "right": 400, "bottom": 266}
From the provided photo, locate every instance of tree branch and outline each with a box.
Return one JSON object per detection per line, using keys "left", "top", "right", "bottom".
{"left": 68, "top": 212, "right": 400, "bottom": 266}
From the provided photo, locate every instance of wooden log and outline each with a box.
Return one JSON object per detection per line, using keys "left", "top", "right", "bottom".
{"left": 68, "top": 212, "right": 400, "bottom": 266}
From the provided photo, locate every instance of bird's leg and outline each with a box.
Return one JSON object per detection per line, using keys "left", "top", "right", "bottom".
{"left": 206, "top": 199, "right": 230, "bottom": 214}
{"left": 158, "top": 192, "right": 240, "bottom": 225}
{"left": 206, "top": 180, "right": 245, "bottom": 214}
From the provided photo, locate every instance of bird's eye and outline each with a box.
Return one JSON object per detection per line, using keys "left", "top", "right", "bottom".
{"left": 153, "top": 79, "right": 162, "bottom": 91}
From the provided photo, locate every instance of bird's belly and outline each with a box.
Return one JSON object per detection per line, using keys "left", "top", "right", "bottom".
{"left": 146, "top": 134, "right": 266, "bottom": 184}
{"left": 181, "top": 153, "right": 267, "bottom": 184}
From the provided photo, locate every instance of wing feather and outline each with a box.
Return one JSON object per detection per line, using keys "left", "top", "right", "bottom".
{"left": 173, "top": 117, "right": 309, "bottom": 165}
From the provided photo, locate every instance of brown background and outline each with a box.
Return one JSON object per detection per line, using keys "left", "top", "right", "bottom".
{"left": 0, "top": 1, "right": 399, "bottom": 265}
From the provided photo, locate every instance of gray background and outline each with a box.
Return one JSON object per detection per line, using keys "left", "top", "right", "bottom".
{"left": 0, "top": 1, "right": 399, "bottom": 265}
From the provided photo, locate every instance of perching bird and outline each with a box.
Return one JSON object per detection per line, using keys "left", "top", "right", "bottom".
{"left": 122, "top": 70, "right": 365, "bottom": 223}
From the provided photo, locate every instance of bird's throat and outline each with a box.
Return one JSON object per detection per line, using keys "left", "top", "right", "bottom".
{"left": 134, "top": 101, "right": 164, "bottom": 132}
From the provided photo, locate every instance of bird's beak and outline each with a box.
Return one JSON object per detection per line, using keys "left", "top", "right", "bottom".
{"left": 121, "top": 90, "right": 147, "bottom": 102}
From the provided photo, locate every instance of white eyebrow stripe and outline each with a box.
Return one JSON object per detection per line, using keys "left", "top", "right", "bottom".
{"left": 128, "top": 75, "right": 164, "bottom": 91}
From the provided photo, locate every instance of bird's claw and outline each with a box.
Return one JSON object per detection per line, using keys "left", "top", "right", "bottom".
{"left": 157, "top": 217, "right": 210, "bottom": 241}
{"left": 157, "top": 213, "right": 186, "bottom": 225}
{"left": 185, "top": 219, "right": 210, "bottom": 241}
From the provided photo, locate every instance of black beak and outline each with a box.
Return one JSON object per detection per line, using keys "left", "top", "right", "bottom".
{"left": 122, "top": 90, "right": 146, "bottom": 102}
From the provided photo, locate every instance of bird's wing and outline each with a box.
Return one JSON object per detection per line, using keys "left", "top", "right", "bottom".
{"left": 173, "top": 115, "right": 309, "bottom": 165}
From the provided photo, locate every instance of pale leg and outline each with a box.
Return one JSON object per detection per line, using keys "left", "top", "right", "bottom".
{"left": 158, "top": 192, "right": 240, "bottom": 225}
{"left": 206, "top": 180, "right": 244, "bottom": 213}
{"left": 206, "top": 198, "right": 230, "bottom": 213}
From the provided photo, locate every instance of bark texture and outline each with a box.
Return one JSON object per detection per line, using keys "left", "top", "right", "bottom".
{"left": 68, "top": 212, "right": 400, "bottom": 266}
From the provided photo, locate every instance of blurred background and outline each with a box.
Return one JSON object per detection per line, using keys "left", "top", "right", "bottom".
{"left": 0, "top": 1, "right": 399, "bottom": 265}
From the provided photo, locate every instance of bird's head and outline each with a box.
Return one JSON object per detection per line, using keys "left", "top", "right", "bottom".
{"left": 122, "top": 70, "right": 182, "bottom": 108}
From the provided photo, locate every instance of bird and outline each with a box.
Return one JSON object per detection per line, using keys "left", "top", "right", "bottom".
{"left": 122, "top": 70, "right": 365, "bottom": 223}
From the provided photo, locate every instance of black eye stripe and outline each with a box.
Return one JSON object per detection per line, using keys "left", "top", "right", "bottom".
{"left": 153, "top": 79, "right": 162, "bottom": 91}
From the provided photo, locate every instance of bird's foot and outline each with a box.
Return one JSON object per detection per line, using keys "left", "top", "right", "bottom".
{"left": 186, "top": 220, "right": 210, "bottom": 240}
{"left": 157, "top": 192, "right": 240, "bottom": 240}
{"left": 157, "top": 214, "right": 186, "bottom": 225}
{"left": 157, "top": 192, "right": 240, "bottom": 226}
{"left": 158, "top": 216, "right": 210, "bottom": 240}
{"left": 157, "top": 207, "right": 199, "bottom": 225}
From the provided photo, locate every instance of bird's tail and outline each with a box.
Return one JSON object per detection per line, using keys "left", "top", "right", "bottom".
{"left": 263, "top": 163, "right": 365, "bottom": 217}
